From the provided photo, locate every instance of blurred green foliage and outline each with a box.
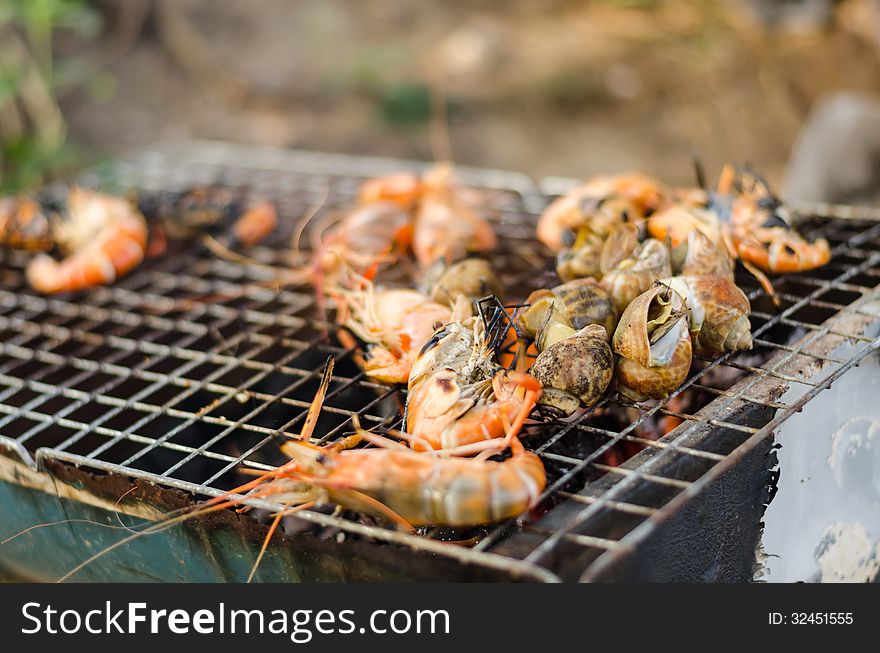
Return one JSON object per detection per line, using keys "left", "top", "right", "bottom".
{"left": 0, "top": 0, "right": 102, "bottom": 192}
{"left": 378, "top": 82, "right": 433, "bottom": 127}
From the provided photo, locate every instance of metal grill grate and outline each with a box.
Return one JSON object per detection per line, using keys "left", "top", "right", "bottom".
{"left": 1, "top": 141, "right": 878, "bottom": 582}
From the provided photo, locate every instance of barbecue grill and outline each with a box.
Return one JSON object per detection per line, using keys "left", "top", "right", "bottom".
{"left": 0, "top": 141, "right": 878, "bottom": 582}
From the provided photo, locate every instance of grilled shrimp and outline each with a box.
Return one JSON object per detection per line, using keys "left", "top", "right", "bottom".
{"left": 645, "top": 164, "right": 831, "bottom": 305}
{"left": 65, "top": 426, "right": 545, "bottom": 568}
{"left": 7, "top": 185, "right": 278, "bottom": 294}
{"left": 725, "top": 202, "right": 832, "bottom": 275}
{"left": 270, "top": 334, "right": 542, "bottom": 527}
{"left": 647, "top": 203, "right": 723, "bottom": 251}
{"left": 650, "top": 165, "right": 830, "bottom": 282}
{"left": 293, "top": 177, "right": 413, "bottom": 291}
{"left": 358, "top": 171, "right": 423, "bottom": 211}
{"left": 332, "top": 257, "right": 506, "bottom": 385}
{"left": 25, "top": 189, "right": 148, "bottom": 294}
{"left": 537, "top": 173, "right": 666, "bottom": 252}
{"left": 310, "top": 201, "right": 414, "bottom": 290}
{"left": 413, "top": 164, "right": 497, "bottom": 268}
{"left": 0, "top": 194, "right": 55, "bottom": 252}
{"left": 715, "top": 165, "right": 830, "bottom": 275}
{"left": 311, "top": 165, "right": 494, "bottom": 292}
{"left": 404, "top": 300, "right": 542, "bottom": 452}
{"left": 730, "top": 225, "right": 831, "bottom": 274}
{"left": 331, "top": 250, "right": 509, "bottom": 387}
{"left": 180, "top": 412, "right": 544, "bottom": 532}
{"left": 333, "top": 278, "right": 455, "bottom": 384}
{"left": 138, "top": 186, "right": 277, "bottom": 250}
{"left": 274, "top": 432, "right": 545, "bottom": 527}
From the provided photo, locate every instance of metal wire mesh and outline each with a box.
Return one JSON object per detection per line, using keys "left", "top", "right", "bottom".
{"left": 0, "top": 140, "right": 878, "bottom": 582}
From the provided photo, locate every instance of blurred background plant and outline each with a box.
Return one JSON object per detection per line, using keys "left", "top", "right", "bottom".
{"left": 0, "top": 0, "right": 103, "bottom": 191}
{"left": 2, "top": 0, "right": 880, "bottom": 192}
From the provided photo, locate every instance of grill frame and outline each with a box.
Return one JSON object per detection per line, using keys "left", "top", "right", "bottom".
{"left": 0, "top": 140, "right": 878, "bottom": 582}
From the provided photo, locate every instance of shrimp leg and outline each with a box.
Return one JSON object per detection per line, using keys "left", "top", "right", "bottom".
{"left": 246, "top": 501, "right": 316, "bottom": 583}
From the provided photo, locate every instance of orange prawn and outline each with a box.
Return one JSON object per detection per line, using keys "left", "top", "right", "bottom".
{"left": 715, "top": 165, "right": 831, "bottom": 274}
{"left": 330, "top": 276, "right": 457, "bottom": 385}
{"left": 306, "top": 163, "right": 494, "bottom": 298}
{"left": 0, "top": 194, "right": 55, "bottom": 252}
{"left": 648, "top": 164, "right": 832, "bottom": 301}
{"left": 403, "top": 298, "right": 542, "bottom": 453}
{"left": 537, "top": 173, "right": 666, "bottom": 253}
{"left": 138, "top": 186, "right": 278, "bottom": 252}
{"left": 25, "top": 188, "right": 148, "bottom": 294}
{"left": 357, "top": 171, "right": 423, "bottom": 211}
{"left": 412, "top": 164, "right": 497, "bottom": 268}
{"left": 308, "top": 201, "right": 414, "bottom": 290}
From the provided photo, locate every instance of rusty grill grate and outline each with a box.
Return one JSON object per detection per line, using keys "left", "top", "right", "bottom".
{"left": 1, "top": 141, "right": 879, "bottom": 582}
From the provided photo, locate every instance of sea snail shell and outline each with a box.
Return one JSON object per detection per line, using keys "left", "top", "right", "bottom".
{"left": 531, "top": 324, "right": 614, "bottom": 416}
{"left": 612, "top": 284, "right": 692, "bottom": 401}
{"left": 662, "top": 275, "right": 752, "bottom": 356}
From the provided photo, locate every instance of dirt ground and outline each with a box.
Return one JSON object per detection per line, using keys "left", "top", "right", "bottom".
{"left": 59, "top": 0, "right": 880, "bottom": 187}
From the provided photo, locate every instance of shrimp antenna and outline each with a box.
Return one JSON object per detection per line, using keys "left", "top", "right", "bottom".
{"left": 299, "top": 356, "right": 335, "bottom": 441}
{"left": 734, "top": 164, "right": 775, "bottom": 197}
{"left": 475, "top": 296, "right": 501, "bottom": 336}
{"left": 692, "top": 156, "right": 707, "bottom": 190}
{"left": 291, "top": 185, "right": 330, "bottom": 263}
{"left": 495, "top": 297, "right": 524, "bottom": 339}
{"left": 504, "top": 302, "right": 529, "bottom": 328}
{"left": 475, "top": 297, "right": 500, "bottom": 350}
{"left": 474, "top": 296, "right": 491, "bottom": 330}
{"left": 475, "top": 295, "right": 522, "bottom": 352}
{"left": 272, "top": 356, "right": 334, "bottom": 445}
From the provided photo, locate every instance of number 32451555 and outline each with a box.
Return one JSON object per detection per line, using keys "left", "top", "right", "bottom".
{"left": 769, "top": 613, "right": 853, "bottom": 625}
